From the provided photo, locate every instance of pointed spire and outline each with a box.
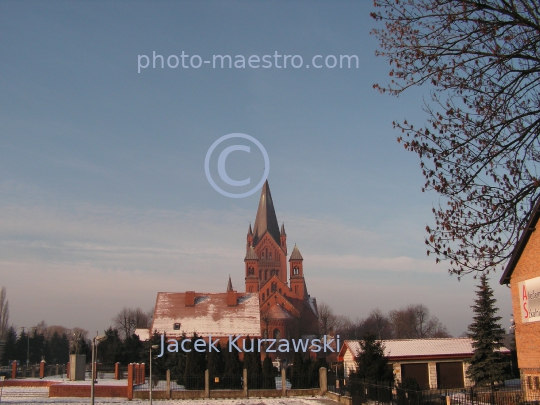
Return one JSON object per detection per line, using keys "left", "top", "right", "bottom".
{"left": 289, "top": 244, "right": 303, "bottom": 261}
{"left": 280, "top": 223, "right": 286, "bottom": 236}
{"left": 245, "top": 245, "right": 258, "bottom": 260}
{"left": 227, "top": 274, "right": 233, "bottom": 292}
{"left": 252, "top": 180, "right": 280, "bottom": 246}
{"left": 248, "top": 222, "right": 253, "bottom": 236}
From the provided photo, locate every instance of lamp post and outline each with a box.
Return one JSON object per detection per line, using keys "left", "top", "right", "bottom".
{"left": 149, "top": 344, "right": 159, "bottom": 405}
{"left": 90, "top": 335, "right": 106, "bottom": 405}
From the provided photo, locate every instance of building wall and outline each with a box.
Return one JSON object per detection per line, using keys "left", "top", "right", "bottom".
{"left": 509, "top": 228, "right": 540, "bottom": 370}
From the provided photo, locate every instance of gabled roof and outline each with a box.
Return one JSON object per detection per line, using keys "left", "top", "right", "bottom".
{"left": 290, "top": 244, "right": 303, "bottom": 260}
{"left": 151, "top": 292, "right": 261, "bottom": 337}
{"left": 338, "top": 338, "right": 510, "bottom": 362}
{"left": 500, "top": 197, "right": 540, "bottom": 285}
{"left": 252, "top": 180, "right": 281, "bottom": 247}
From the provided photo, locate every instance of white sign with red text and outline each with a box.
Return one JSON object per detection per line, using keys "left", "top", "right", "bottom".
{"left": 519, "top": 275, "right": 540, "bottom": 323}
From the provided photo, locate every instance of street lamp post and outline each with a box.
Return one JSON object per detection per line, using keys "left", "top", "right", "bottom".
{"left": 90, "top": 335, "right": 106, "bottom": 405}
{"left": 149, "top": 344, "right": 159, "bottom": 405}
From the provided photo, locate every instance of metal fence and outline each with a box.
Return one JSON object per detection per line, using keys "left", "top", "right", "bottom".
{"left": 329, "top": 379, "right": 539, "bottom": 405}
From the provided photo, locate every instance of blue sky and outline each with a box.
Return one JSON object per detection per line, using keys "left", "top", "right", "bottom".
{"left": 0, "top": 1, "right": 513, "bottom": 337}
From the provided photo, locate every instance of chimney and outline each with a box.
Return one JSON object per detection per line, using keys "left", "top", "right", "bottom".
{"left": 185, "top": 291, "right": 195, "bottom": 306}
{"left": 227, "top": 290, "right": 237, "bottom": 306}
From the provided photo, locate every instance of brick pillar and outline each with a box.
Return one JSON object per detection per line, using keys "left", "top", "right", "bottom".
{"left": 204, "top": 369, "right": 209, "bottom": 398}
{"left": 127, "top": 363, "right": 134, "bottom": 400}
{"left": 93, "top": 362, "right": 97, "bottom": 380}
{"left": 243, "top": 368, "right": 248, "bottom": 398}
{"left": 281, "top": 367, "right": 287, "bottom": 396}
{"left": 11, "top": 361, "right": 17, "bottom": 379}
{"left": 40, "top": 361, "right": 46, "bottom": 379}
{"left": 114, "top": 362, "right": 120, "bottom": 380}
{"left": 141, "top": 363, "right": 146, "bottom": 384}
{"left": 134, "top": 364, "right": 140, "bottom": 384}
{"left": 319, "top": 367, "right": 327, "bottom": 395}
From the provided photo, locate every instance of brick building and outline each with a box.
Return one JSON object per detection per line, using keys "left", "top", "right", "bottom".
{"left": 148, "top": 181, "right": 319, "bottom": 356}
{"left": 500, "top": 198, "right": 540, "bottom": 399}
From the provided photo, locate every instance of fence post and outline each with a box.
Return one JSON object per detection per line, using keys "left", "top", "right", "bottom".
{"left": 319, "top": 367, "right": 327, "bottom": 395}
{"left": 127, "top": 363, "right": 134, "bottom": 400}
{"left": 243, "top": 368, "right": 248, "bottom": 398}
{"left": 114, "top": 362, "right": 120, "bottom": 380}
{"left": 39, "top": 360, "right": 45, "bottom": 379}
{"left": 66, "top": 362, "right": 70, "bottom": 379}
{"left": 141, "top": 363, "right": 145, "bottom": 384}
{"left": 446, "top": 395, "right": 451, "bottom": 405}
{"left": 166, "top": 369, "right": 171, "bottom": 399}
{"left": 204, "top": 369, "right": 210, "bottom": 398}
{"left": 11, "top": 361, "right": 17, "bottom": 379}
{"left": 281, "top": 367, "right": 286, "bottom": 397}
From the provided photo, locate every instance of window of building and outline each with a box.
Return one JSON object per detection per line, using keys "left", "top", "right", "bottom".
{"left": 262, "top": 293, "right": 265, "bottom": 301}
{"left": 269, "top": 252, "right": 272, "bottom": 260}
{"left": 173, "top": 323, "right": 181, "bottom": 330}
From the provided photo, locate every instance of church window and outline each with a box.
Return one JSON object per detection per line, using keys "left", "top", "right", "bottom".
{"left": 276, "top": 270, "right": 279, "bottom": 277}
{"left": 267, "top": 288, "right": 269, "bottom": 296}
{"left": 294, "top": 286, "right": 298, "bottom": 293}
{"left": 269, "top": 252, "right": 272, "bottom": 260}
{"left": 265, "top": 270, "right": 268, "bottom": 279}
{"left": 293, "top": 267, "right": 299, "bottom": 275}
{"left": 173, "top": 323, "right": 181, "bottom": 331}
{"left": 279, "top": 288, "right": 282, "bottom": 294}
{"left": 271, "top": 282, "right": 277, "bottom": 292}
{"left": 262, "top": 293, "right": 265, "bottom": 301}
{"left": 261, "top": 252, "right": 265, "bottom": 259}
{"left": 273, "top": 328, "right": 281, "bottom": 340}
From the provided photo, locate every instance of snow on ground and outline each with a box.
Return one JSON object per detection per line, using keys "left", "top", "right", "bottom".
{"left": 0, "top": 394, "right": 336, "bottom": 404}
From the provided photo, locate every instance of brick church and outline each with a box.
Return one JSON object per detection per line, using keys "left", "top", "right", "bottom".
{"left": 148, "top": 181, "right": 319, "bottom": 352}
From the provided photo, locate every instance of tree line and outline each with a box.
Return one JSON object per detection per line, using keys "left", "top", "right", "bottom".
{"left": 318, "top": 302, "right": 451, "bottom": 340}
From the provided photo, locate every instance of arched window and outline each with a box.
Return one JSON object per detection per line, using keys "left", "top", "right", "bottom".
{"left": 293, "top": 267, "right": 299, "bottom": 275}
{"left": 265, "top": 270, "right": 268, "bottom": 280}
{"left": 262, "top": 293, "right": 265, "bottom": 301}
{"left": 273, "top": 328, "right": 281, "bottom": 341}
{"left": 271, "top": 282, "right": 277, "bottom": 292}
{"left": 269, "top": 252, "right": 272, "bottom": 260}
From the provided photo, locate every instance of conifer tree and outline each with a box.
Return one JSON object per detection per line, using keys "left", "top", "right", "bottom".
{"left": 223, "top": 335, "right": 242, "bottom": 389}
{"left": 2, "top": 326, "right": 17, "bottom": 366}
{"left": 466, "top": 275, "right": 507, "bottom": 386}
{"left": 262, "top": 355, "right": 276, "bottom": 389}
{"left": 207, "top": 342, "right": 225, "bottom": 389}
{"left": 291, "top": 351, "right": 305, "bottom": 388}
{"left": 354, "top": 332, "right": 393, "bottom": 382}
{"left": 184, "top": 333, "right": 206, "bottom": 389}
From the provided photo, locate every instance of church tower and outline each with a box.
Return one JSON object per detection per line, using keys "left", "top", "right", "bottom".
{"left": 245, "top": 181, "right": 288, "bottom": 291}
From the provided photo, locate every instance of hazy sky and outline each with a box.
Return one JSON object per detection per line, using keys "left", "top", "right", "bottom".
{"left": 1, "top": 1, "right": 513, "bottom": 338}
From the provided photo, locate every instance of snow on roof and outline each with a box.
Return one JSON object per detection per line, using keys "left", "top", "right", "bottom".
{"left": 342, "top": 338, "right": 510, "bottom": 360}
{"left": 134, "top": 328, "right": 150, "bottom": 341}
{"left": 151, "top": 292, "right": 261, "bottom": 338}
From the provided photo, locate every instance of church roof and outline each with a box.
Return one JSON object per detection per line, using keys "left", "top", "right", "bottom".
{"left": 265, "top": 303, "right": 294, "bottom": 320}
{"left": 289, "top": 244, "right": 303, "bottom": 260}
{"left": 252, "top": 181, "right": 281, "bottom": 247}
{"left": 226, "top": 275, "right": 233, "bottom": 292}
{"left": 151, "top": 292, "right": 261, "bottom": 337}
{"left": 245, "top": 246, "right": 258, "bottom": 260}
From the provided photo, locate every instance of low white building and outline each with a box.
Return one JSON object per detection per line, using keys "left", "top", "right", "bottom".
{"left": 338, "top": 338, "right": 510, "bottom": 389}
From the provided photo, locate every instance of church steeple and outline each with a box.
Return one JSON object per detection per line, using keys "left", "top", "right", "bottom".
{"left": 227, "top": 274, "right": 233, "bottom": 292}
{"left": 252, "top": 180, "right": 280, "bottom": 247}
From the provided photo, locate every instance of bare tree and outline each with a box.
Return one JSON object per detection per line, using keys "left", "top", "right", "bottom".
{"left": 389, "top": 304, "right": 450, "bottom": 338}
{"left": 372, "top": 0, "right": 540, "bottom": 277}
{"left": 0, "top": 287, "right": 9, "bottom": 340}
{"left": 317, "top": 302, "right": 340, "bottom": 335}
{"left": 112, "top": 307, "right": 153, "bottom": 339}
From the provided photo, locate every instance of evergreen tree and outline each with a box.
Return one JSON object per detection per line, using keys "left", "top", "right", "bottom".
{"left": 183, "top": 333, "right": 206, "bottom": 389}
{"left": 262, "top": 355, "right": 276, "bottom": 389}
{"left": 222, "top": 335, "right": 243, "bottom": 389}
{"left": 97, "top": 328, "right": 122, "bottom": 365}
{"left": 2, "top": 326, "right": 17, "bottom": 366}
{"left": 119, "top": 333, "right": 144, "bottom": 364}
{"left": 354, "top": 332, "right": 393, "bottom": 382}
{"left": 207, "top": 342, "right": 225, "bottom": 389}
{"left": 466, "top": 275, "right": 507, "bottom": 386}
{"left": 291, "top": 351, "right": 305, "bottom": 388}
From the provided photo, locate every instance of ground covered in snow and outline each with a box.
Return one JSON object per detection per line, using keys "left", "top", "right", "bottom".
{"left": 0, "top": 393, "right": 336, "bottom": 404}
